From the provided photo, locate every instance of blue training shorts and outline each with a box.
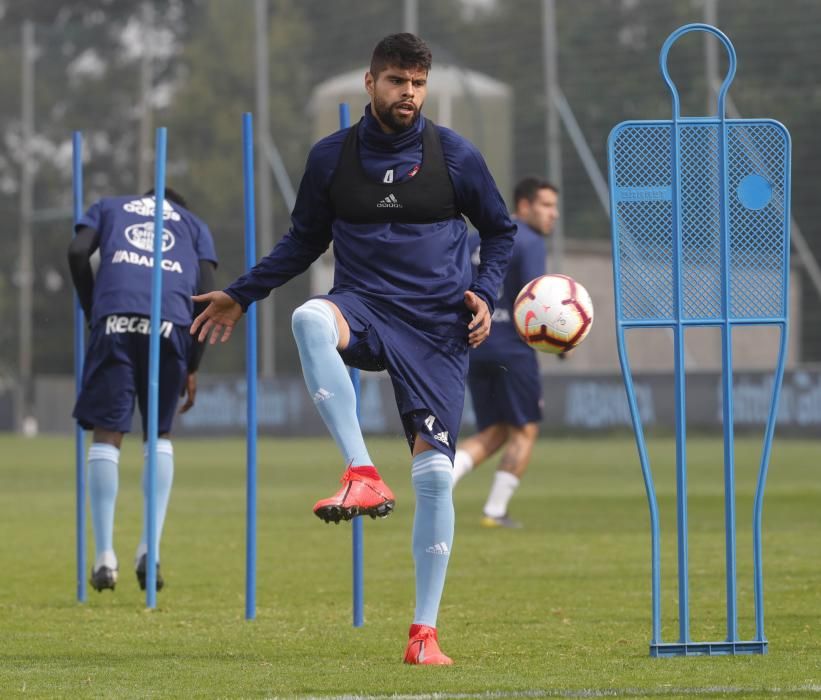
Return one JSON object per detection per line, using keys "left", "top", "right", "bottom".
{"left": 322, "top": 292, "right": 469, "bottom": 461}
{"left": 73, "top": 314, "right": 190, "bottom": 436}
{"left": 467, "top": 353, "right": 543, "bottom": 431}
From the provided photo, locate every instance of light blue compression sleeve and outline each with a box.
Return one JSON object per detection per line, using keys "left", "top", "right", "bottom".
{"left": 292, "top": 299, "right": 372, "bottom": 467}
{"left": 88, "top": 443, "right": 120, "bottom": 561}
{"left": 411, "top": 450, "right": 455, "bottom": 627}
{"left": 139, "top": 438, "right": 174, "bottom": 561}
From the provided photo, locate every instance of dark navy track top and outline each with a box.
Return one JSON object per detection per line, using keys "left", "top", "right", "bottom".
{"left": 469, "top": 219, "right": 547, "bottom": 362}
{"left": 224, "top": 106, "right": 515, "bottom": 330}
{"left": 76, "top": 195, "right": 218, "bottom": 327}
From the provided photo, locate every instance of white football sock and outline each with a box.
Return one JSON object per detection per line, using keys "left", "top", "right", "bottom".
{"left": 94, "top": 550, "right": 118, "bottom": 572}
{"left": 451, "top": 449, "right": 474, "bottom": 485}
{"left": 483, "top": 471, "right": 520, "bottom": 518}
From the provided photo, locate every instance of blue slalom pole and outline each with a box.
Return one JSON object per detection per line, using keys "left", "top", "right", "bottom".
{"left": 338, "top": 102, "right": 364, "bottom": 628}
{"left": 242, "top": 112, "right": 258, "bottom": 621}
{"left": 351, "top": 368, "right": 364, "bottom": 627}
{"left": 145, "top": 127, "right": 167, "bottom": 609}
{"left": 72, "top": 131, "right": 87, "bottom": 603}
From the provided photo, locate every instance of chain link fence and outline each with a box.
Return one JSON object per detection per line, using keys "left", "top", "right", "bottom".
{"left": 1, "top": 0, "right": 819, "bottom": 429}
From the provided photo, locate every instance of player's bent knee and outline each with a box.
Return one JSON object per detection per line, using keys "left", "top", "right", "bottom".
{"left": 471, "top": 424, "right": 508, "bottom": 455}
{"left": 93, "top": 428, "right": 124, "bottom": 448}
{"left": 509, "top": 422, "right": 539, "bottom": 444}
{"left": 522, "top": 422, "right": 539, "bottom": 439}
{"left": 488, "top": 423, "right": 511, "bottom": 445}
{"left": 291, "top": 299, "right": 339, "bottom": 347}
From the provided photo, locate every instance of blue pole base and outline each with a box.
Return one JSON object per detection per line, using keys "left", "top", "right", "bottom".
{"left": 650, "top": 640, "right": 767, "bottom": 657}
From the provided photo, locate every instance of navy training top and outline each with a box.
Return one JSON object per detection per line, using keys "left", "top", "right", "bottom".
{"left": 224, "top": 105, "right": 515, "bottom": 332}
{"left": 76, "top": 195, "right": 218, "bottom": 327}
{"left": 468, "top": 219, "right": 547, "bottom": 362}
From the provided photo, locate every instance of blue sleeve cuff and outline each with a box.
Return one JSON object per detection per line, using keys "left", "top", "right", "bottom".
{"left": 224, "top": 288, "right": 251, "bottom": 313}
{"left": 469, "top": 286, "right": 495, "bottom": 315}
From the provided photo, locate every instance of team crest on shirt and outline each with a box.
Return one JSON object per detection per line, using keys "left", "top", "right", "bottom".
{"left": 123, "top": 196, "right": 182, "bottom": 221}
{"left": 124, "top": 222, "right": 175, "bottom": 253}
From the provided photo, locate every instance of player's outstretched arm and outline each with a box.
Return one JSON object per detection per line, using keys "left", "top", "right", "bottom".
{"left": 464, "top": 290, "right": 491, "bottom": 348}
{"left": 190, "top": 291, "right": 243, "bottom": 345}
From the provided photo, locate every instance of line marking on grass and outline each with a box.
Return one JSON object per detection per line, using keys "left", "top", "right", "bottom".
{"left": 298, "top": 685, "right": 821, "bottom": 700}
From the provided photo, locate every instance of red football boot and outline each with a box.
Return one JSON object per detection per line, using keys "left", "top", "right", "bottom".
{"left": 403, "top": 624, "right": 453, "bottom": 665}
{"left": 313, "top": 466, "right": 395, "bottom": 523}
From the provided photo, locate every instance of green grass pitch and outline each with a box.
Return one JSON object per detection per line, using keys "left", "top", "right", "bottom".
{"left": 0, "top": 433, "right": 818, "bottom": 698}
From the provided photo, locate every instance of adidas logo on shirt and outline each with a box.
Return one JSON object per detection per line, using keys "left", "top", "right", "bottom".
{"left": 425, "top": 542, "right": 450, "bottom": 555}
{"left": 377, "top": 193, "right": 402, "bottom": 208}
{"left": 433, "top": 431, "right": 449, "bottom": 445}
{"left": 123, "top": 196, "right": 182, "bottom": 221}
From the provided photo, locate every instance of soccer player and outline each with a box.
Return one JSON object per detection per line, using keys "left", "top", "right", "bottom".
{"left": 190, "top": 33, "right": 514, "bottom": 665}
{"left": 68, "top": 188, "right": 218, "bottom": 593}
{"left": 451, "top": 177, "right": 560, "bottom": 528}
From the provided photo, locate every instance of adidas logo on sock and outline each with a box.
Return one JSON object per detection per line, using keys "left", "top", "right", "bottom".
{"left": 377, "top": 193, "right": 402, "bottom": 208}
{"left": 313, "top": 388, "right": 334, "bottom": 403}
{"left": 426, "top": 542, "right": 450, "bottom": 555}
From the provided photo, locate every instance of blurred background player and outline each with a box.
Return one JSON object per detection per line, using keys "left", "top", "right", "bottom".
{"left": 452, "top": 177, "right": 559, "bottom": 528}
{"left": 189, "top": 33, "right": 514, "bottom": 664}
{"left": 68, "top": 188, "right": 217, "bottom": 592}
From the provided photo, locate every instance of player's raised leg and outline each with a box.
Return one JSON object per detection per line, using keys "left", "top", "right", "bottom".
{"left": 404, "top": 438, "right": 454, "bottom": 665}
{"left": 88, "top": 428, "right": 122, "bottom": 592}
{"left": 291, "top": 298, "right": 394, "bottom": 522}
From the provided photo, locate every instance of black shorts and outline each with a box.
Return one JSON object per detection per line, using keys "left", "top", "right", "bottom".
{"left": 467, "top": 354, "right": 543, "bottom": 430}
{"left": 322, "top": 292, "right": 469, "bottom": 461}
{"left": 73, "top": 315, "right": 189, "bottom": 435}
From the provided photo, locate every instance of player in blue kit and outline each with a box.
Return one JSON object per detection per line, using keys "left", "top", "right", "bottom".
{"left": 68, "top": 188, "right": 217, "bottom": 593}
{"left": 452, "top": 177, "right": 560, "bottom": 528}
{"left": 190, "top": 34, "right": 514, "bottom": 664}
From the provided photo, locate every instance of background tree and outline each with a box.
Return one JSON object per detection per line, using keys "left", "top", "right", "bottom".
{"left": 1, "top": 0, "right": 820, "bottom": 386}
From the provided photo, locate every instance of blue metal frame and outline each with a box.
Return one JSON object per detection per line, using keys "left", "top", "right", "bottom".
{"left": 608, "top": 24, "right": 791, "bottom": 656}
{"left": 145, "top": 127, "right": 167, "bottom": 608}
{"left": 337, "top": 102, "right": 365, "bottom": 628}
{"left": 72, "top": 131, "right": 87, "bottom": 603}
{"left": 242, "top": 113, "right": 259, "bottom": 621}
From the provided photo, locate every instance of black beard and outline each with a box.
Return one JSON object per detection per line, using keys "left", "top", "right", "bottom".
{"left": 374, "top": 98, "right": 420, "bottom": 133}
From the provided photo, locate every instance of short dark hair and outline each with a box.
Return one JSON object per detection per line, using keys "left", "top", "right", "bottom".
{"left": 144, "top": 186, "right": 188, "bottom": 210}
{"left": 370, "top": 33, "right": 432, "bottom": 78}
{"left": 513, "top": 176, "right": 557, "bottom": 205}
